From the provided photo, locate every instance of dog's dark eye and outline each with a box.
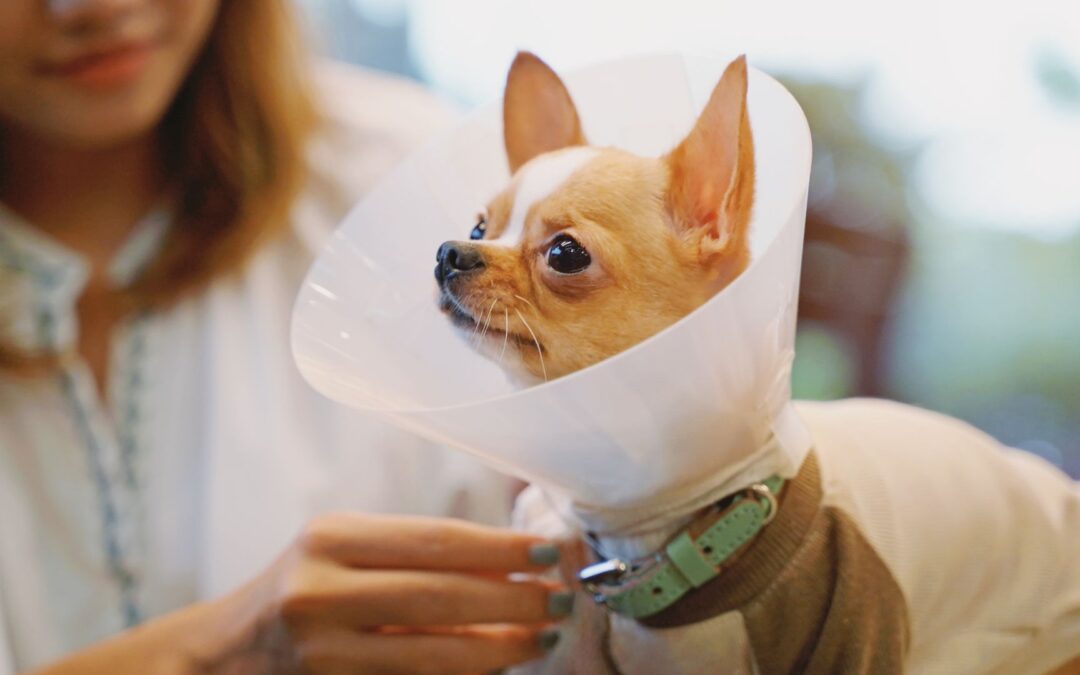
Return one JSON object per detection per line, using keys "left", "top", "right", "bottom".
{"left": 546, "top": 234, "right": 591, "bottom": 274}
{"left": 470, "top": 217, "right": 487, "bottom": 241}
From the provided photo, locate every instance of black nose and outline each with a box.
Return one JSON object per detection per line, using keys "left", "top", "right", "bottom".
{"left": 435, "top": 241, "right": 486, "bottom": 286}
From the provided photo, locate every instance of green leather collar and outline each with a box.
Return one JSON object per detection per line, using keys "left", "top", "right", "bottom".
{"left": 578, "top": 476, "right": 783, "bottom": 619}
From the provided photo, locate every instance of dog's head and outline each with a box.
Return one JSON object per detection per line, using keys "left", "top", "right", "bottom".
{"left": 436, "top": 52, "right": 755, "bottom": 382}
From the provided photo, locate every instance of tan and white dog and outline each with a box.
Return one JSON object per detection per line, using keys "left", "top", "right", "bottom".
{"left": 435, "top": 53, "right": 1080, "bottom": 674}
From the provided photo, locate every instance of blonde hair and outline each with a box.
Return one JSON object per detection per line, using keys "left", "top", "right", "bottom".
{"left": 1, "top": 0, "right": 317, "bottom": 371}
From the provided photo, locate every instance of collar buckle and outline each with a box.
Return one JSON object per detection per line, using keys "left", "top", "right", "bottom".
{"left": 576, "top": 475, "right": 785, "bottom": 618}
{"left": 578, "top": 557, "right": 628, "bottom": 590}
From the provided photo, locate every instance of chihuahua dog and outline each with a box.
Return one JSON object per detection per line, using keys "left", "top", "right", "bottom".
{"left": 435, "top": 52, "right": 753, "bottom": 383}
{"left": 434, "top": 54, "right": 1080, "bottom": 675}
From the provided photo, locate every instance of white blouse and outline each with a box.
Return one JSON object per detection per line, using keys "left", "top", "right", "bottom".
{"left": 0, "top": 63, "right": 513, "bottom": 673}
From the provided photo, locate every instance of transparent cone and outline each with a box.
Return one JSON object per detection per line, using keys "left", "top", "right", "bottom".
{"left": 291, "top": 54, "right": 813, "bottom": 510}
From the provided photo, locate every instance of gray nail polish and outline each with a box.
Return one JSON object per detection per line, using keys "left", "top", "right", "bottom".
{"left": 528, "top": 543, "right": 560, "bottom": 567}
{"left": 537, "top": 628, "right": 561, "bottom": 651}
{"left": 547, "top": 591, "right": 575, "bottom": 618}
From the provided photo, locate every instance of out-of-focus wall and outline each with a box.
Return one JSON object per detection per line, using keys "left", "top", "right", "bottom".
{"left": 294, "top": 0, "right": 1080, "bottom": 477}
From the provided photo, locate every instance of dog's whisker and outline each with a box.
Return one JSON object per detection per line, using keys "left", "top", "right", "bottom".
{"left": 479, "top": 313, "right": 492, "bottom": 344}
{"left": 515, "top": 309, "right": 547, "bottom": 382}
{"left": 466, "top": 294, "right": 486, "bottom": 341}
{"left": 471, "top": 297, "right": 497, "bottom": 346}
{"left": 499, "top": 309, "right": 510, "bottom": 363}
{"left": 513, "top": 294, "right": 538, "bottom": 312}
{"left": 478, "top": 298, "right": 498, "bottom": 344}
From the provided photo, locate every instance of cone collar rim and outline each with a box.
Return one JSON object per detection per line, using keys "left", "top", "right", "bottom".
{"left": 291, "top": 54, "right": 812, "bottom": 416}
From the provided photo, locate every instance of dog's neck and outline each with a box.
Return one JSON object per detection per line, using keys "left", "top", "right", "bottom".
{"left": 541, "top": 432, "right": 795, "bottom": 561}
{"left": 588, "top": 508, "right": 702, "bottom": 561}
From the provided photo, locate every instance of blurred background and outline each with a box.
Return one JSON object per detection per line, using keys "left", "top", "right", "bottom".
{"left": 293, "top": 0, "right": 1080, "bottom": 477}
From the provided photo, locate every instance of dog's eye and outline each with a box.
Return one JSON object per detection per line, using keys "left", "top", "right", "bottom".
{"left": 546, "top": 234, "right": 591, "bottom": 274}
{"left": 470, "top": 217, "right": 487, "bottom": 241}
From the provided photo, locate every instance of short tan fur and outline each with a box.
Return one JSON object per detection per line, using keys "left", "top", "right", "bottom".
{"left": 437, "top": 52, "right": 755, "bottom": 382}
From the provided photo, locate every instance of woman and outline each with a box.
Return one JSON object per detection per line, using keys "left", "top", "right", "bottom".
{"left": 0, "top": 1, "right": 570, "bottom": 672}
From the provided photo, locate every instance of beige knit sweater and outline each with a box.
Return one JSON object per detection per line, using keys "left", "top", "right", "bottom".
{"left": 513, "top": 398, "right": 1080, "bottom": 674}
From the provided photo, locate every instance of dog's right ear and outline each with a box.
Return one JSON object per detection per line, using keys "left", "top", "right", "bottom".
{"left": 503, "top": 51, "right": 587, "bottom": 174}
{"left": 664, "top": 55, "right": 755, "bottom": 272}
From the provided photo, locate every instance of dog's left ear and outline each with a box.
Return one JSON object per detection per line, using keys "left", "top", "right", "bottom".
{"left": 665, "top": 55, "right": 755, "bottom": 268}
{"left": 503, "top": 51, "right": 587, "bottom": 174}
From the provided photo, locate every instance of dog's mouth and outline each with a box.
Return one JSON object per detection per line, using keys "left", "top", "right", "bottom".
{"left": 438, "top": 291, "right": 542, "bottom": 352}
{"left": 440, "top": 294, "right": 481, "bottom": 330}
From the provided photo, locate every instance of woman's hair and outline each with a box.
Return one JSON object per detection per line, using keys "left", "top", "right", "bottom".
{"left": 1, "top": 0, "right": 317, "bottom": 371}
{"left": 146, "top": 0, "right": 317, "bottom": 306}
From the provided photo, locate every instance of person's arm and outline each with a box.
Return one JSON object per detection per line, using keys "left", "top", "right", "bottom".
{"left": 29, "top": 513, "right": 568, "bottom": 674}
{"left": 28, "top": 597, "right": 233, "bottom": 675}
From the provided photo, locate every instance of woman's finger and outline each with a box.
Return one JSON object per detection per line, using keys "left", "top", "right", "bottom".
{"left": 298, "top": 513, "right": 561, "bottom": 572}
{"left": 296, "top": 625, "right": 558, "bottom": 675}
{"left": 283, "top": 563, "right": 574, "bottom": 627}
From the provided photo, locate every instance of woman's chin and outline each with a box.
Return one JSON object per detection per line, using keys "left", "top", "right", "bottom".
{"left": 9, "top": 80, "right": 175, "bottom": 151}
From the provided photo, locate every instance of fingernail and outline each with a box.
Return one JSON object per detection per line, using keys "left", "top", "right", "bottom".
{"left": 547, "top": 590, "right": 575, "bottom": 618}
{"left": 527, "top": 543, "right": 560, "bottom": 567}
{"left": 537, "top": 628, "right": 561, "bottom": 651}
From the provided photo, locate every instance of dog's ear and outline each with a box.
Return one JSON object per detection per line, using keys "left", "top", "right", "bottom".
{"left": 665, "top": 55, "right": 755, "bottom": 269}
{"left": 504, "top": 51, "right": 587, "bottom": 174}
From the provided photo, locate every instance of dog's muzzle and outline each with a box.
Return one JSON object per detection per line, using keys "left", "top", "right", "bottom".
{"left": 435, "top": 241, "right": 486, "bottom": 288}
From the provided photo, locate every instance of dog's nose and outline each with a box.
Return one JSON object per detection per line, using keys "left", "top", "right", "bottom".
{"left": 435, "top": 241, "right": 486, "bottom": 285}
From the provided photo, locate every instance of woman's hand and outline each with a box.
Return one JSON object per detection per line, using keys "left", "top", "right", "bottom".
{"left": 214, "top": 512, "right": 570, "bottom": 673}
{"left": 34, "top": 513, "right": 570, "bottom": 675}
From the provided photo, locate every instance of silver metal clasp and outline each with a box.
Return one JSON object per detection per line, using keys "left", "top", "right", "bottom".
{"left": 578, "top": 558, "right": 628, "bottom": 588}
{"left": 578, "top": 558, "right": 629, "bottom": 606}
